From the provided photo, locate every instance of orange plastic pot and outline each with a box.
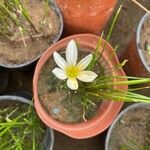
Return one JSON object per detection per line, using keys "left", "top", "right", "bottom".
{"left": 120, "top": 38, "right": 150, "bottom": 77}
{"left": 55, "top": 0, "right": 117, "bottom": 35}
{"left": 33, "top": 34, "right": 128, "bottom": 139}
{"left": 120, "top": 13, "right": 150, "bottom": 77}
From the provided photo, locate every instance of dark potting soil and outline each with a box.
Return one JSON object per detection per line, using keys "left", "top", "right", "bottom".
{"left": 0, "top": 100, "right": 46, "bottom": 150}
{"left": 140, "top": 16, "right": 150, "bottom": 67}
{"left": 38, "top": 50, "right": 104, "bottom": 124}
{"left": 0, "top": 0, "right": 60, "bottom": 66}
{"left": 108, "top": 107, "right": 150, "bottom": 150}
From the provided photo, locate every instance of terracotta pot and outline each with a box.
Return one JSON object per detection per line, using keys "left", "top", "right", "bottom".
{"left": 120, "top": 13, "right": 150, "bottom": 77}
{"left": 55, "top": 0, "right": 117, "bottom": 35}
{"left": 33, "top": 34, "right": 128, "bottom": 139}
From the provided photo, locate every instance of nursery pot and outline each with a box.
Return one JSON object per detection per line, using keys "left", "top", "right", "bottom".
{"left": 0, "top": 0, "right": 63, "bottom": 70}
{"left": 55, "top": 0, "right": 117, "bottom": 35}
{"left": 0, "top": 95, "right": 54, "bottom": 150}
{"left": 33, "top": 34, "right": 128, "bottom": 139}
{"left": 120, "top": 13, "right": 150, "bottom": 77}
{"left": 105, "top": 103, "right": 150, "bottom": 150}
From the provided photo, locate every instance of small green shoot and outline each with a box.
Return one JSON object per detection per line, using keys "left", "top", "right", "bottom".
{"left": 120, "top": 140, "right": 150, "bottom": 150}
{"left": 146, "top": 44, "right": 150, "bottom": 55}
{"left": 0, "top": 103, "right": 45, "bottom": 150}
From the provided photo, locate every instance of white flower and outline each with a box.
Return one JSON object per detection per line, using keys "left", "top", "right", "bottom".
{"left": 52, "top": 40, "right": 97, "bottom": 90}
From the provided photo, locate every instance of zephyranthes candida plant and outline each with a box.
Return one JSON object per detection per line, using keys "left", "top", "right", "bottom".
{"left": 51, "top": 39, "right": 150, "bottom": 106}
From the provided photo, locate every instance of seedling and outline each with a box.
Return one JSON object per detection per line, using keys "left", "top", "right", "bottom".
{"left": 146, "top": 44, "right": 150, "bottom": 55}
{"left": 0, "top": 103, "right": 45, "bottom": 150}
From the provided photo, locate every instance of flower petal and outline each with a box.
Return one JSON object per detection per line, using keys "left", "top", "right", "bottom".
{"left": 67, "top": 78, "right": 78, "bottom": 90}
{"left": 53, "top": 52, "right": 67, "bottom": 69}
{"left": 77, "top": 71, "right": 97, "bottom": 82}
{"left": 52, "top": 68, "right": 67, "bottom": 80}
{"left": 66, "top": 40, "right": 78, "bottom": 66}
{"left": 77, "top": 54, "right": 92, "bottom": 71}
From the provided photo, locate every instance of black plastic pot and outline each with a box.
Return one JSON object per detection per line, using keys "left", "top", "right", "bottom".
{"left": 0, "top": 68, "right": 9, "bottom": 94}
{"left": 0, "top": 0, "right": 63, "bottom": 70}
{"left": 105, "top": 103, "right": 150, "bottom": 150}
{"left": 0, "top": 95, "right": 54, "bottom": 150}
{"left": 120, "top": 13, "right": 150, "bottom": 77}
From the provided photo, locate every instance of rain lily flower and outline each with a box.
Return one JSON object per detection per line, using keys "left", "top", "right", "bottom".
{"left": 52, "top": 40, "right": 97, "bottom": 90}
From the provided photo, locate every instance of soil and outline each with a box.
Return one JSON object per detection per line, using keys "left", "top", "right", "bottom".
{"left": 140, "top": 16, "right": 150, "bottom": 67}
{"left": 107, "top": 106, "right": 150, "bottom": 150}
{"left": 38, "top": 50, "right": 103, "bottom": 124}
{"left": 0, "top": 0, "right": 60, "bottom": 66}
{"left": 0, "top": 100, "right": 46, "bottom": 149}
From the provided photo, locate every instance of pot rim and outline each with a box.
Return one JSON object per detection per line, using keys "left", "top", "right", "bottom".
{"left": 136, "top": 12, "right": 150, "bottom": 73}
{"left": 33, "top": 34, "right": 126, "bottom": 138}
{"left": 0, "top": 95, "right": 54, "bottom": 150}
{"left": 105, "top": 103, "right": 150, "bottom": 150}
{"left": 0, "top": 0, "right": 63, "bottom": 69}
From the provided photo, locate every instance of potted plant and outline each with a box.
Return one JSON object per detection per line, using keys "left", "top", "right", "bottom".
{"left": 55, "top": 0, "right": 117, "bottom": 35}
{"left": 0, "top": 0, "right": 63, "bottom": 69}
{"left": 0, "top": 95, "right": 54, "bottom": 150}
{"left": 120, "top": 12, "right": 150, "bottom": 77}
{"left": 33, "top": 33, "right": 150, "bottom": 139}
{"left": 105, "top": 103, "right": 150, "bottom": 150}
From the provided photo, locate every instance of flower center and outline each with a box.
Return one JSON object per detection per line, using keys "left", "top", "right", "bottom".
{"left": 66, "top": 66, "right": 80, "bottom": 78}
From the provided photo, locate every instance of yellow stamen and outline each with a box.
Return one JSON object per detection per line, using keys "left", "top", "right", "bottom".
{"left": 66, "top": 66, "right": 80, "bottom": 78}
